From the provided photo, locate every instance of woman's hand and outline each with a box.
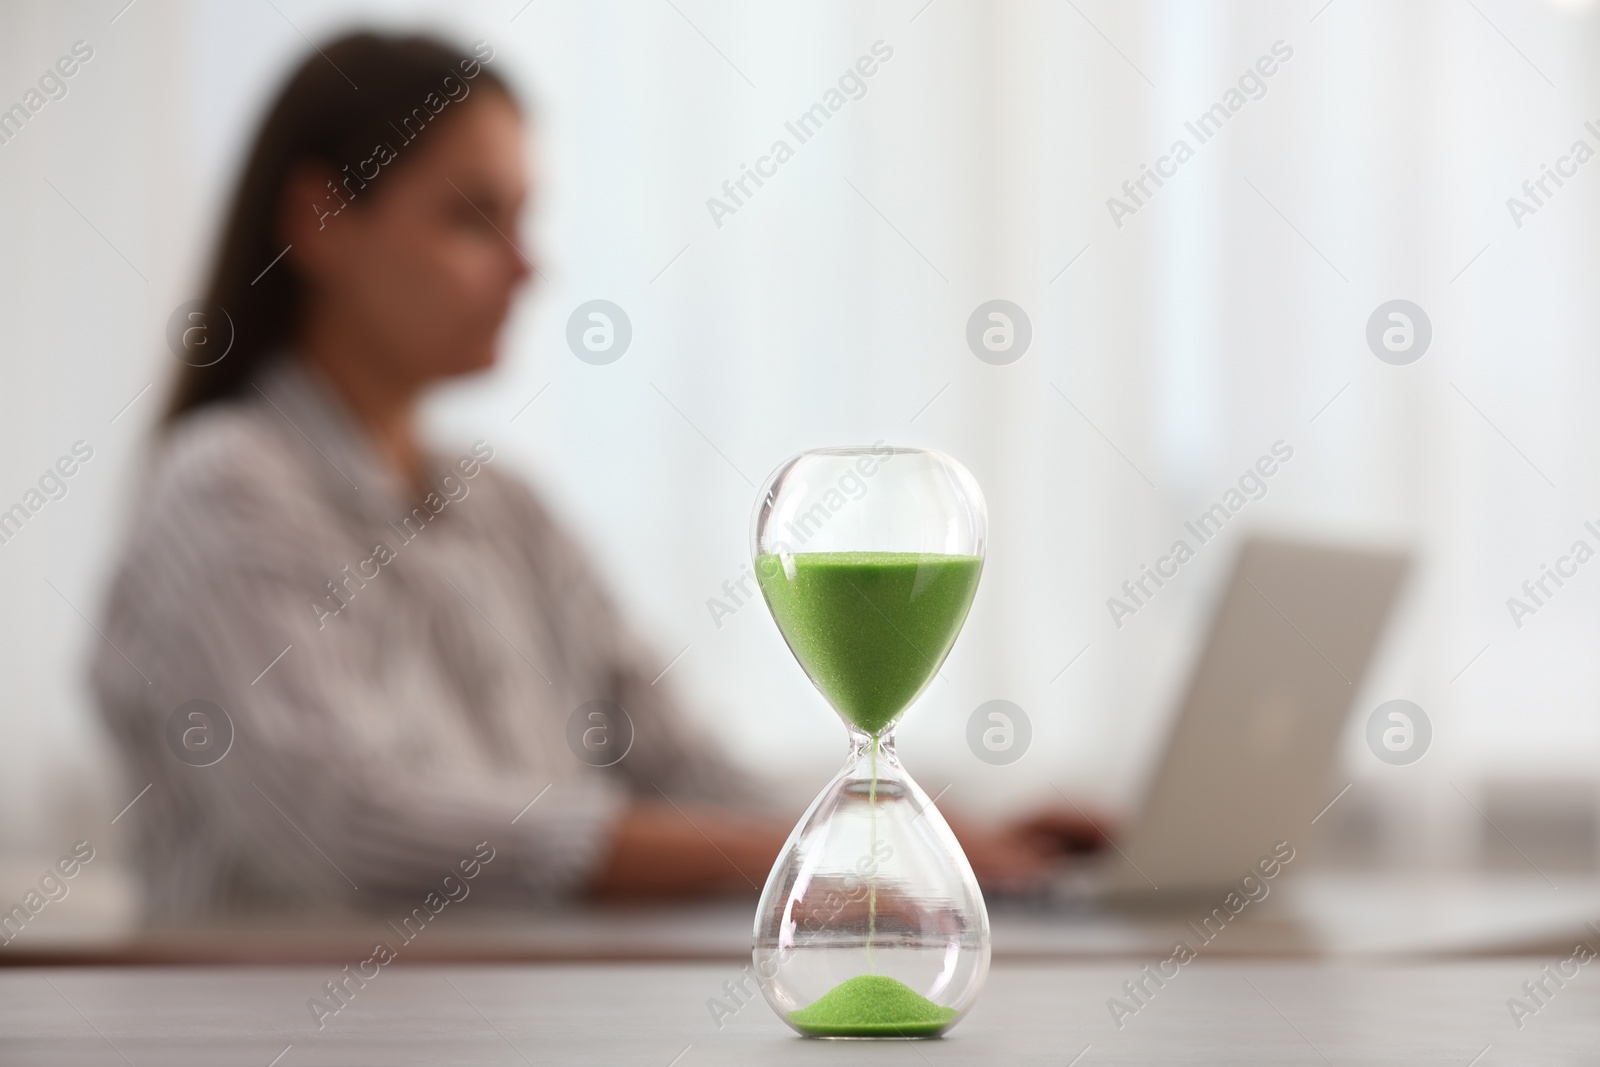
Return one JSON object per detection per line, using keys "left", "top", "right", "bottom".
{"left": 587, "top": 799, "right": 1115, "bottom": 900}
{"left": 943, "top": 804, "right": 1114, "bottom": 894}
{"left": 588, "top": 801, "right": 791, "bottom": 900}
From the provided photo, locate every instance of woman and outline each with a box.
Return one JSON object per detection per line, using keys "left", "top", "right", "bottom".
{"left": 92, "top": 33, "right": 1098, "bottom": 919}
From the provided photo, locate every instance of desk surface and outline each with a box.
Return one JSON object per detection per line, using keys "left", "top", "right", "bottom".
{"left": 2, "top": 961, "right": 1594, "bottom": 1064}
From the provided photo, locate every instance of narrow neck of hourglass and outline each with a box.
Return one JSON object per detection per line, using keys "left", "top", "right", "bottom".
{"left": 846, "top": 724, "right": 898, "bottom": 763}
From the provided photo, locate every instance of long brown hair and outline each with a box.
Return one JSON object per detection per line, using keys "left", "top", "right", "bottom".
{"left": 164, "top": 32, "right": 511, "bottom": 426}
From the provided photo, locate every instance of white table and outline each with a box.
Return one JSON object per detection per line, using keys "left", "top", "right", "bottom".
{"left": 2, "top": 960, "right": 1594, "bottom": 1064}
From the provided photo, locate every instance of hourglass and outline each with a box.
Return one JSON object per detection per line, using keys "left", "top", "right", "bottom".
{"left": 750, "top": 445, "right": 988, "bottom": 1038}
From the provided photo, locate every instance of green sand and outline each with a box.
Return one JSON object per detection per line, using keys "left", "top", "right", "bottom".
{"left": 756, "top": 551, "right": 982, "bottom": 735}
{"left": 788, "top": 974, "right": 958, "bottom": 1037}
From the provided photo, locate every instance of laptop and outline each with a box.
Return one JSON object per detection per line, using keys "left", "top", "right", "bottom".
{"left": 1069, "top": 535, "right": 1411, "bottom": 902}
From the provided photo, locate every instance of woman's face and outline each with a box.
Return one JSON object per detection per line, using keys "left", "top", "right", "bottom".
{"left": 288, "top": 90, "right": 533, "bottom": 384}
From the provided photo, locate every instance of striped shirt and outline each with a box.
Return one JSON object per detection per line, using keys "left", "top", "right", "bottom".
{"left": 91, "top": 358, "right": 760, "bottom": 919}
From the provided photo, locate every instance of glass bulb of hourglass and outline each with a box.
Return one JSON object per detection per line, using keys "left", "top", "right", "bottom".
{"left": 750, "top": 446, "right": 989, "bottom": 1039}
